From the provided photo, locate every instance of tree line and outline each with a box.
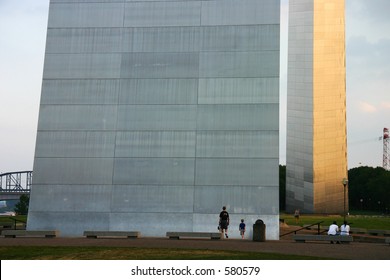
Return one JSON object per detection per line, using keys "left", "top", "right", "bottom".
{"left": 348, "top": 166, "right": 390, "bottom": 213}
{"left": 280, "top": 165, "right": 390, "bottom": 213}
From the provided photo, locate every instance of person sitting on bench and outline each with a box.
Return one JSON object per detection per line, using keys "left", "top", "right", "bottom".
{"left": 328, "top": 221, "right": 340, "bottom": 243}
{"left": 328, "top": 221, "right": 339, "bottom": 235}
{"left": 340, "top": 221, "right": 350, "bottom": 236}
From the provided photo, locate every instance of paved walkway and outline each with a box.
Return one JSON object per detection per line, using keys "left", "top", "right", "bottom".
{"left": 0, "top": 236, "right": 389, "bottom": 260}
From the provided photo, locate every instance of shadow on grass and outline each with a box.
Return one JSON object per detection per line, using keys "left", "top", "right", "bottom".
{"left": 0, "top": 246, "right": 331, "bottom": 260}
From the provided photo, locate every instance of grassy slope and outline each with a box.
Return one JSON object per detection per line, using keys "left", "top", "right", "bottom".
{"left": 280, "top": 214, "right": 390, "bottom": 230}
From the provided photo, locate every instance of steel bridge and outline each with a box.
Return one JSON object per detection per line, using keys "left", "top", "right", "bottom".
{"left": 0, "top": 171, "right": 32, "bottom": 194}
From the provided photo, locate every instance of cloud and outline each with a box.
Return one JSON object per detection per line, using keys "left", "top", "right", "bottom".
{"left": 358, "top": 101, "right": 377, "bottom": 113}
{"left": 357, "top": 101, "right": 390, "bottom": 113}
{"left": 346, "top": 0, "right": 390, "bottom": 43}
{"left": 381, "top": 102, "right": 390, "bottom": 109}
{"left": 347, "top": 37, "right": 390, "bottom": 66}
{"left": 352, "top": 0, "right": 390, "bottom": 24}
{"left": 347, "top": 36, "right": 390, "bottom": 102}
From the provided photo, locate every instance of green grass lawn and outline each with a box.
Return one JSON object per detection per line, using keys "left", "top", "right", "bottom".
{"left": 1, "top": 214, "right": 387, "bottom": 260}
{"left": 280, "top": 213, "right": 390, "bottom": 230}
{"left": 0, "top": 246, "right": 329, "bottom": 260}
{"left": 0, "top": 215, "right": 27, "bottom": 223}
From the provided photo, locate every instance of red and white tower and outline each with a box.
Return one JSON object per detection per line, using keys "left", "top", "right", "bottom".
{"left": 384, "top": 128, "right": 389, "bottom": 171}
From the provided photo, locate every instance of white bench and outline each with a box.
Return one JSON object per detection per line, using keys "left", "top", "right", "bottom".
{"left": 83, "top": 231, "right": 140, "bottom": 239}
{"left": 166, "top": 232, "right": 222, "bottom": 240}
{"left": 293, "top": 234, "right": 353, "bottom": 243}
{"left": 2, "top": 230, "right": 59, "bottom": 238}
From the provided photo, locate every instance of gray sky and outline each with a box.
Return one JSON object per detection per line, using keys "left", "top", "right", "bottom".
{"left": 0, "top": 0, "right": 389, "bottom": 173}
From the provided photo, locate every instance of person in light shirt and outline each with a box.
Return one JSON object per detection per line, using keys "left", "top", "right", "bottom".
{"left": 340, "top": 221, "right": 350, "bottom": 235}
{"left": 328, "top": 221, "right": 339, "bottom": 235}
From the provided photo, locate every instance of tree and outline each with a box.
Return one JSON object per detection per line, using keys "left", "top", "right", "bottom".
{"left": 348, "top": 166, "right": 390, "bottom": 213}
{"left": 279, "top": 165, "right": 390, "bottom": 214}
{"left": 14, "top": 194, "right": 30, "bottom": 215}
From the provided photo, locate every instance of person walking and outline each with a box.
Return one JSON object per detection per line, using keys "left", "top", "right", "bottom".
{"left": 239, "top": 219, "right": 246, "bottom": 239}
{"left": 294, "top": 209, "right": 300, "bottom": 224}
{"left": 219, "top": 206, "right": 230, "bottom": 238}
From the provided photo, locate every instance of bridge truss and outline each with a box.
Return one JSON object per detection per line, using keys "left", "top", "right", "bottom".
{"left": 0, "top": 171, "right": 32, "bottom": 193}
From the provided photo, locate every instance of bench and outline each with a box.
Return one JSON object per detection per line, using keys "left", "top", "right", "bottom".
{"left": 368, "top": 229, "right": 390, "bottom": 236}
{"left": 1, "top": 230, "right": 59, "bottom": 238}
{"left": 293, "top": 234, "right": 353, "bottom": 243}
{"left": 83, "top": 231, "right": 140, "bottom": 239}
{"left": 350, "top": 228, "right": 368, "bottom": 234}
{"left": 0, "top": 222, "right": 14, "bottom": 229}
{"left": 166, "top": 232, "right": 222, "bottom": 240}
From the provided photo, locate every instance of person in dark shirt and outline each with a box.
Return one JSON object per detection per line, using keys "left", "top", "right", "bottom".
{"left": 219, "top": 206, "right": 230, "bottom": 238}
{"left": 239, "top": 219, "right": 246, "bottom": 239}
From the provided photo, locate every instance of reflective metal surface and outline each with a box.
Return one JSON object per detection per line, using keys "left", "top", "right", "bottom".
{"left": 286, "top": 0, "right": 347, "bottom": 214}
{"left": 29, "top": 0, "right": 280, "bottom": 240}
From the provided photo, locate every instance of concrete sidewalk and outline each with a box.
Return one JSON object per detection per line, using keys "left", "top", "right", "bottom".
{"left": 0, "top": 236, "right": 389, "bottom": 260}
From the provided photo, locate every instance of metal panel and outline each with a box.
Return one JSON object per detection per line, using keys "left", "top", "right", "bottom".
{"left": 120, "top": 52, "right": 199, "bottom": 78}
{"left": 197, "top": 104, "right": 279, "bottom": 131}
{"left": 48, "top": 2, "right": 125, "bottom": 28}
{"left": 37, "top": 105, "right": 117, "bottom": 130}
{"left": 195, "top": 158, "right": 278, "bottom": 186}
{"left": 123, "top": 27, "right": 200, "bottom": 52}
{"left": 201, "top": 25, "right": 279, "bottom": 51}
{"left": 286, "top": 0, "right": 347, "bottom": 213}
{"left": 28, "top": 185, "right": 112, "bottom": 212}
{"left": 125, "top": 0, "right": 207, "bottom": 2}
{"left": 41, "top": 79, "right": 120, "bottom": 105}
{"left": 117, "top": 105, "right": 197, "bottom": 130}
{"left": 113, "top": 158, "right": 195, "bottom": 185}
{"left": 30, "top": 0, "right": 281, "bottom": 240}
{"left": 196, "top": 131, "right": 278, "bottom": 158}
{"left": 199, "top": 51, "right": 279, "bottom": 78}
{"left": 35, "top": 131, "right": 116, "bottom": 158}
{"left": 198, "top": 78, "right": 279, "bottom": 104}
{"left": 201, "top": 0, "right": 280, "bottom": 26}
{"left": 124, "top": 1, "right": 201, "bottom": 27}
{"left": 46, "top": 28, "right": 122, "bottom": 53}
{"left": 194, "top": 186, "right": 279, "bottom": 214}
{"left": 111, "top": 185, "right": 194, "bottom": 213}
{"left": 51, "top": 0, "right": 123, "bottom": 2}
{"left": 27, "top": 211, "right": 110, "bottom": 236}
{"left": 110, "top": 213, "right": 193, "bottom": 237}
{"left": 119, "top": 79, "right": 197, "bottom": 105}
{"left": 115, "top": 131, "right": 195, "bottom": 157}
{"left": 33, "top": 158, "right": 114, "bottom": 185}
{"left": 43, "top": 54, "right": 121, "bottom": 79}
